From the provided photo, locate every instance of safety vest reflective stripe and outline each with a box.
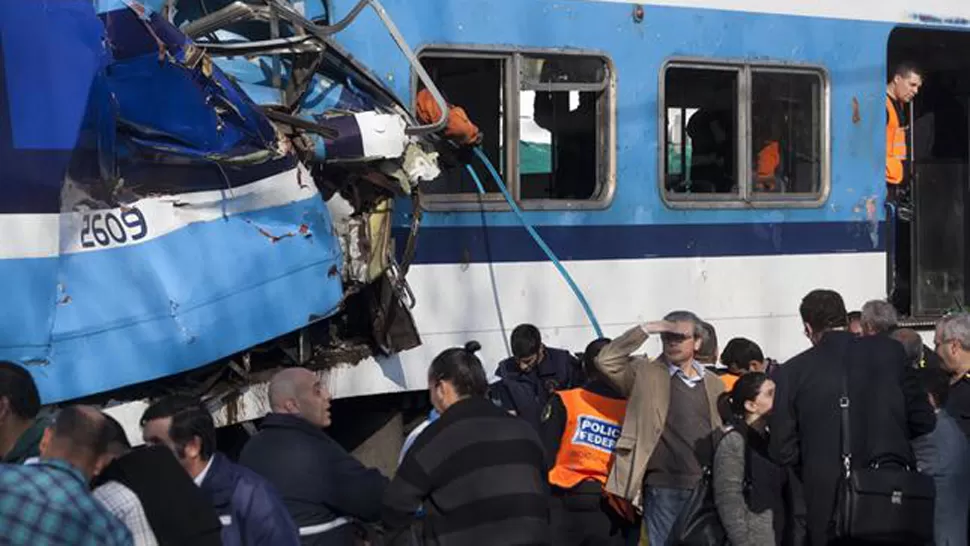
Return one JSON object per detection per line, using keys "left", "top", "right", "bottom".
{"left": 548, "top": 389, "right": 627, "bottom": 490}
{"left": 886, "top": 96, "right": 907, "bottom": 185}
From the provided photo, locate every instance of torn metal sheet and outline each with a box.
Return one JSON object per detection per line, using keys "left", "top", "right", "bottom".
{"left": 167, "top": 0, "right": 443, "bottom": 349}
{"left": 0, "top": 0, "right": 343, "bottom": 403}
{"left": 322, "top": 112, "right": 408, "bottom": 162}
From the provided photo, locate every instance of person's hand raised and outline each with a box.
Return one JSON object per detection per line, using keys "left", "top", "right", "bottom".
{"left": 640, "top": 320, "right": 678, "bottom": 335}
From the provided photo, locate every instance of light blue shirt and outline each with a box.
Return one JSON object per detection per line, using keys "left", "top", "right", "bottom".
{"left": 666, "top": 359, "right": 707, "bottom": 388}
{"left": 399, "top": 409, "right": 440, "bottom": 464}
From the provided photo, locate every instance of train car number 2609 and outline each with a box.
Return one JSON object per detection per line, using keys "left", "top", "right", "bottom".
{"left": 80, "top": 208, "right": 150, "bottom": 248}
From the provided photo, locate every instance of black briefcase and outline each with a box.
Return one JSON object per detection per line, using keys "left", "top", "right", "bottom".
{"left": 831, "top": 356, "right": 935, "bottom": 545}
{"left": 834, "top": 463, "right": 935, "bottom": 544}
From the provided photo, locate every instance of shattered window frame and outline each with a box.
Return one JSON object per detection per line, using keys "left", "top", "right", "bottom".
{"left": 414, "top": 47, "right": 616, "bottom": 212}
{"left": 659, "top": 58, "right": 831, "bottom": 210}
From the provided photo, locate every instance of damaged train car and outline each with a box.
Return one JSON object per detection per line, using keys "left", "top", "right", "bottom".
{"left": 0, "top": 0, "right": 453, "bottom": 427}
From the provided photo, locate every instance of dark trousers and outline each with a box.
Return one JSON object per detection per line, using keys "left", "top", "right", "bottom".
{"left": 551, "top": 484, "right": 631, "bottom": 546}
{"left": 785, "top": 470, "right": 808, "bottom": 546}
{"left": 887, "top": 184, "right": 912, "bottom": 315}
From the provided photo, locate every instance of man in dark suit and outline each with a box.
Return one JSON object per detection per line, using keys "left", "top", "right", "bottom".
{"left": 769, "top": 289, "right": 936, "bottom": 546}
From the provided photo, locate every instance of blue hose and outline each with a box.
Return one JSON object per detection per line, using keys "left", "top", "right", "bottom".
{"left": 465, "top": 147, "right": 603, "bottom": 338}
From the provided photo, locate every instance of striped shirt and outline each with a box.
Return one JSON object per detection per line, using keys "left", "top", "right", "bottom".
{"left": 383, "top": 397, "right": 550, "bottom": 546}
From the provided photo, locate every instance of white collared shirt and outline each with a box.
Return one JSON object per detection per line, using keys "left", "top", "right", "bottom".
{"left": 666, "top": 359, "right": 707, "bottom": 388}
{"left": 193, "top": 457, "right": 214, "bottom": 487}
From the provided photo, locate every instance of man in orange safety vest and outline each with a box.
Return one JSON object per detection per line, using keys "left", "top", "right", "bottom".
{"left": 541, "top": 338, "right": 636, "bottom": 546}
{"left": 886, "top": 63, "right": 922, "bottom": 193}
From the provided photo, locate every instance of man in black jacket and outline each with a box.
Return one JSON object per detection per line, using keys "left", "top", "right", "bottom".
{"left": 93, "top": 413, "right": 223, "bottom": 546}
{"left": 239, "top": 367, "right": 388, "bottom": 545}
{"left": 769, "top": 289, "right": 936, "bottom": 546}
{"left": 933, "top": 313, "right": 970, "bottom": 437}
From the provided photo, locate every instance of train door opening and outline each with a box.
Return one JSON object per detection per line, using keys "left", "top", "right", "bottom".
{"left": 887, "top": 28, "right": 970, "bottom": 318}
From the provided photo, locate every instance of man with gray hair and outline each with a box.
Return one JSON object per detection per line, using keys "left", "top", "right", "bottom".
{"left": 866, "top": 300, "right": 945, "bottom": 370}
{"left": 239, "top": 368, "right": 388, "bottom": 545}
{"left": 935, "top": 313, "right": 970, "bottom": 437}
{"left": 891, "top": 328, "right": 926, "bottom": 368}
{"left": 594, "top": 311, "right": 725, "bottom": 546}
{"left": 860, "top": 299, "right": 899, "bottom": 336}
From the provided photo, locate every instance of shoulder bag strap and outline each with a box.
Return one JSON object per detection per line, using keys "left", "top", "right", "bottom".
{"left": 839, "top": 340, "right": 853, "bottom": 480}
{"left": 742, "top": 427, "right": 753, "bottom": 496}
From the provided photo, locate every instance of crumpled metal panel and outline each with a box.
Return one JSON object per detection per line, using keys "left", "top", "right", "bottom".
{"left": 0, "top": 0, "right": 344, "bottom": 403}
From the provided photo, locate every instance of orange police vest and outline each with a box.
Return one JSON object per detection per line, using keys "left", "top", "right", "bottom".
{"left": 886, "top": 95, "right": 907, "bottom": 185}
{"left": 548, "top": 389, "right": 627, "bottom": 489}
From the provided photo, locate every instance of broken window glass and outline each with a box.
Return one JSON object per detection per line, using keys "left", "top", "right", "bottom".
{"left": 663, "top": 67, "right": 739, "bottom": 197}
{"left": 520, "top": 55, "right": 608, "bottom": 86}
{"left": 417, "top": 51, "right": 611, "bottom": 206}
{"left": 751, "top": 70, "right": 823, "bottom": 196}
{"left": 420, "top": 55, "right": 505, "bottom": 196}
{"left": 663, "top": 63, "right": 827, "bottom": 205}
{"left": 519, "top": 55, "right": 607, "bottom": 200}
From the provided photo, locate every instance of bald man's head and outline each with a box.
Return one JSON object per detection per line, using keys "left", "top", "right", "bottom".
{"left": 269, "top": 368, "right": 332, "bottom": 428}
{"left": 40, "top": 405, "right": 112, "bottom": 480}
{"left": 268, "top": 368, "right": 313, "bottom": 410}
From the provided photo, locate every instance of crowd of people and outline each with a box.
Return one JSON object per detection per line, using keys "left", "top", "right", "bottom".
{"left": 0, "top": 288, "right": 968, "bottom": 545}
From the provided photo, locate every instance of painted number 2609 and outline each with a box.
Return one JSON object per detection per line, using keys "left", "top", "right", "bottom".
{"left": 80, "top": 208, "right": 149, "bottom": 248}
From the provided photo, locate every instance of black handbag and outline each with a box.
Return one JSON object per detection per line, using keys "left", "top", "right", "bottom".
{"left": 666, "top": 430, "right": 745, "bottom": 546}
{"left": 831, "top": 348, "right": 935, "bottom": 544}
{"left": 666, "top": 466, "right": 727, "bottom": 546}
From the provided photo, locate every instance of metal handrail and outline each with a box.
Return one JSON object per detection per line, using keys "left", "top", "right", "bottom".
{"left": 360, "top": 0, "right": 448, "bottom": 135}
{"left": 182, "top": 2, "right": 257, "bottom": 38}
{"left": 177, "top": 0, "right": 450, "bottom": 136}
{"left": 194, "top": 34, "right": 318, "bottom": 55}
{"left": 264, "top": 0, "right": 449, "bottom": 135}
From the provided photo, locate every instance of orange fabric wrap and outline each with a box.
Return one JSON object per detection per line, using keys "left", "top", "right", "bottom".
{"left": 416, "top": 88, "right": 481, "bottom": 146}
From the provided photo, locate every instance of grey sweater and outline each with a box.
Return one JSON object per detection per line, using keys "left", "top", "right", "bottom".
{"left": 713, "top": 429, "right": 775, "bottom": 546}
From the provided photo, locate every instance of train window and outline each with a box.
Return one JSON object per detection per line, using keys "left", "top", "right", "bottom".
{"left": 520, "top": 55, "right": 608, "bottom": 85}
{"left": 518, "top": 55, "right": 609, "bottom": 200}
{"left": 751, "top": 70, "right": 824, "bottom": 197}
{"left": 416, "top": 49, "right": 614, "bottom": 210}
{"left": 661, "top": 61, "right": 828, "bottom": 208}
{"left": 419, "top": 55, "right": 506, "bottom": 198}
{"left": 663, "top": 67, "right": 740, "bottom": 197}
